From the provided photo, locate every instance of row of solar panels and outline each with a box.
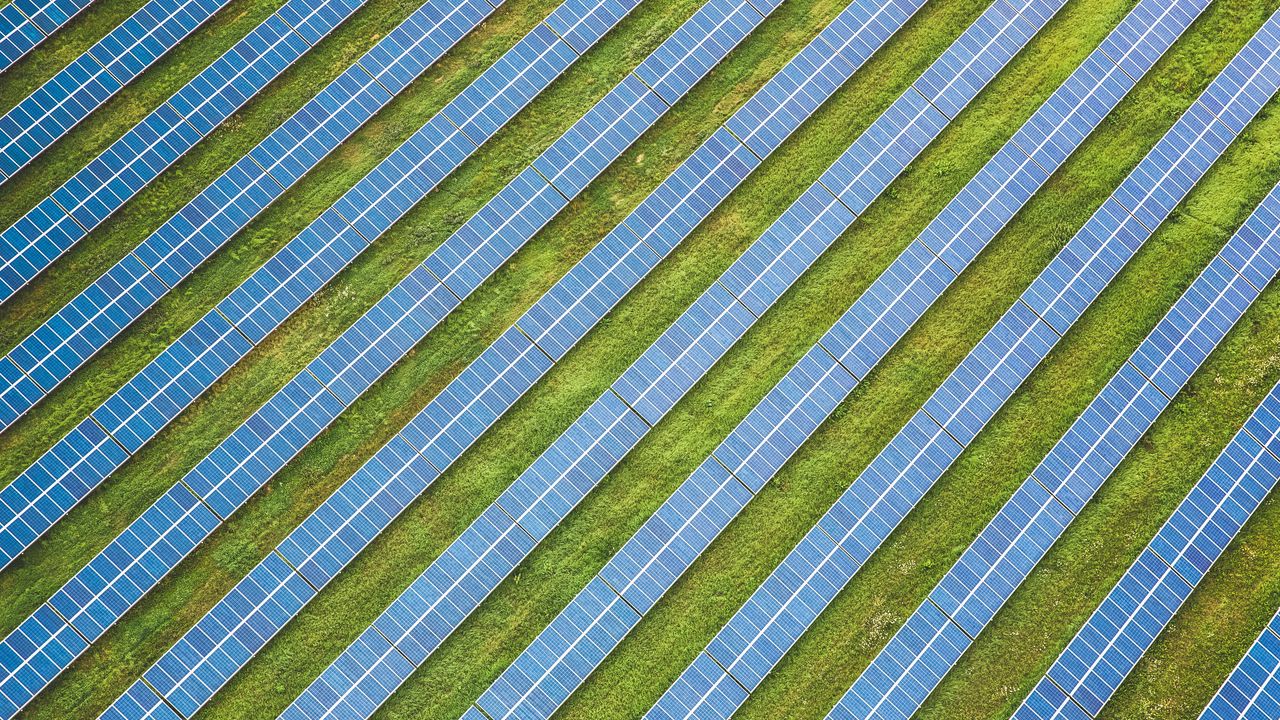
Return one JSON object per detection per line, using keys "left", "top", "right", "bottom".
{"left": 84, "top": 0, "right": 912, "bottom": 716}
{"left": 0, "top": 0, "right": 371, "bottom": 304}
{"left": 260, "top": 0, "right": 1067, "bottom": 717}
{"left": 650, "top": 7, "right": 1280, "bottom": 717}
{"left": 644, "top": 0, "right": 1224, "bottom": 715}
{"left": 1018, "top": 350, "right": 1280, "bottom": 718}
{"left": 0, "top": 0, "right": 618, "bottom": 571}
{"left": 0, "top": 0, "right": 229, "bottom": 180}
{"left": 1204, "top": 606, "right": 1280, "bottom": 719}
{"left": 0, "top": 0, "right": 93, "bottom": 73}
{"left": 5, "top": 0, "right": 1274, "bottom": 712}
{"left": 72, "top": 0, "right": 922, "bottom": 717}
{"left": 0, "top": 0, "right": 751, "bottom": 713}
{"left": 456, "top": 0, "right": 1225, "bottom": 715}
{"left": 0, "top": 0, "right": 502, "bottom": 427}
{"left": 832, "top": 191, "right": 1280, "bottom": 720}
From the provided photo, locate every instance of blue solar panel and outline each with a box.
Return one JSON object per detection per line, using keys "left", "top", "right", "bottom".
{"left": 0, "top": 3, "right": 49, "bottom": 73}
{"left": 818, "top": 89, "right": 950, "bottom": 215}
{"left": 280, "top": 436, "right": 440, "bottom": 586}
{"left": 719, "top": 183, "right": 854, "bottom": 315}
{"left": 48, "top": 483, "right": 220, "bottom": 641}
{"left": 0, "top": 0, "right": 498, "bottom": 431}
{"left": 1100, "top": 0, "right": 1208, "bottom": 81}
{"left": 1019, "top": 197, "right": 1147, "bottom": 335}
{"left": 497, "top": 390, "right": 649, "bottom": 541}
{"left": 912, "top": 0, "right": 1043, "bottom": 120}
{"left": 473, "top": 577, "right": 641, "bottom": 719}
{"left": 371, "top": 503, "right": 538, "bottom": 663}
{"left": 648, "top": 651, "right": 747, "bottom": 720}
{"left": 98, "top": 679, "right": 183, "bottom": 720}
{"left": 725, "top": 0, "right": 924, "bottom": 157}
{"left": 0, "top": 0, "right": 574, "bottom": 575}
{"left": 544, "top": 0, "right": 641, "bottom": 55}
{"left": 428, "top": 167, "right": 570, "bottom": 297}
{"left": 818, "top": 239, "right": 956, "bottom": 380}
{"left": 612, "top": 281, "right": 756, "bottom": 424}
{"left": 829, "top": 190, "right": 1280, "bottom": 720}
{"left": 0, "top": 605, "right": 87, "bottom": 718}
{"left": 1011, "top": 211, "right": 1280, "bottom": 720}
{"left": 275, "top": 0, "right": 934, "bottom": 715}
{"left": 648, "top": 2, "right": 1245, "bottom": 715}
{"left": 633, "top": 0, "right": 764, "bottom": 105}
{"left": 86, "top": 0, "right": 779, "bottom": 713}
{"left": 828, "top": 600, "right": 971, "bottom": 720}
{"left": 716, "top": 344, "right": 858, "bottom": 493}
{"left": 1202, "top": 612, "right": 1280, "bottom": 720}
{"left": 142, "top": 551, "right": 317, "bottom": 716}
{"left": 923, "top": 301, "right": 1058, "bottom": 444}
{"left": 603, "top": 458, "right": 753, "bottom": 613}
{"left": 0, "top": 0, "right": 228, "bottom": 178}
{"left": 532, "top": 73, "right": 666, "bottom": 198}
{"left": 464, "top": 0, "right": 1077, "bottom": 714}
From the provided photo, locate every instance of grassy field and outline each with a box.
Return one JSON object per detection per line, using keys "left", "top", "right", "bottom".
{"left": 2, "top": 0, "right": 1279, "bottom": 718}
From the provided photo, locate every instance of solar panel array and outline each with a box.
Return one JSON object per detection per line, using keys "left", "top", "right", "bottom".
{"left": 1016, "top": 348, "right": 1280, "bottom": 719}
{"left": 0, "top": 0, "right": 615, "bottom": 574}
{"left": 82, "top": 0, "right": 778, "bottom": 716}
{"left": 453, "top": 1, "right": 1074, "bottom": 717}
{"left": 827, "top": 99, "right": 1280, "bottom": 720}
{"left": 268, "top": 0, "right": 938, "bottom": 717}
{"left": 0, "top": 1, "right": 641, "bottom": 714}
{"left": 0, "top": 0, "right": 500, "bottom": 429}
{"left": 0, "top": 0, "right": 94, "bottom": 73}
{"left": 1202, "top": 609, "right": 1280, "bottom": 720}
{"left": 0, "top": 0, "right": 230, "bottom": 180}
{"left": 643, "top": 1, "right": 1231, "bottom": 717}
{"left": 0, "top": 0, "right": 369, "bottom": 306}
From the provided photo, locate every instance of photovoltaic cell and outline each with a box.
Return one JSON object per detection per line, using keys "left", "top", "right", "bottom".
{"left": 86, "top": 0, "right": 780, "bottom": 717}
{"left": 1201, "top": 611, "right": 1280, "bottom": 720}
{"left": 0, "top": 0, "right": 498, "bottom": 431}
{"left": 467, "top": 0, "right": 1070, "bottom": 716}
{"left": 0, "top": 0, "right": 229, "bottom": 178}
{"left": 649, "top": 1, "right": 1222, "bottom": 716}
{"left": 280, "top": 0, "right": 930, "bottom": 717}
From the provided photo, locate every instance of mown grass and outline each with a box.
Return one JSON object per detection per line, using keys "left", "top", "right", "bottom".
{"left": 6, "top": 0, "right": 1280, "bottom": 718}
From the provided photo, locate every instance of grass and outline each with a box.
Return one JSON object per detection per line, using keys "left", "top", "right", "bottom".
{"left": 3, "top": 0, "right": 1279, "bottom": 718}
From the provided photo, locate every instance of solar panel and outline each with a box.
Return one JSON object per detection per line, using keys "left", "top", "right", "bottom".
{"left": 1201, "top": 610, "right": 1280, "bottom": 720}
{"left": 0, "top": 0, "right": 662, "bottom": 714}
{"left": 0, "top": 0, "right": 96, "bottom": 73}
{"left": 455, "top": 1, "right": 1072, "bottom": 717}
{"left": 59, "top": 0, "right": 790, "bottom": 716}
{"left": 0, "top": 0, "right": 498, "bottom": 432}
{"left": 0, "top": 0, "right": 603, "bottom": 573}
{"left": 827, "top": 91, "right": 1280, "bottom": 720}
{"left": 0, "top": 0, "right": 229, "bottom": 180}
{"left": 1010, "top": 204, "right": 1280, "bottom": 720}
{"left": 641, "top": 0, "right": 1248, "bottom": 715}
{"left": 267, "top": 0, "right": 929, "bottom": 717}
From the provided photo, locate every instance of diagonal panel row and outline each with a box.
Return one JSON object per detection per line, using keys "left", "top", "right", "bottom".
{"left": 827, "top": 112, "right": 1280, "bottom": 720}
{"left": 0, "top": 0, "right": 499, "bottom": 426}
{"left": 269, "top": 0, "right": 926, "bottom": 717}
{"left": 0, "top": 0, "right": 368, "bottom": 308}
{"left": 0, "top": 0, "right": 616, "bottom": 572}
{"left": 461, "top": 1, "right": 1071, "bottom": 718}
{"left": 0, "top": 0, "right": 231, "bottom": 180}
{"left": 1201, "top": 609, "right": 1280, "bottom": 720}
{"left": 650, "top": 4, "right": 1280, "bottom": 712}
{"left": 1016, "top": 349, "right": 1280, "bottom": 720}
{"left": 0, "top": 0, "right": 95, "bottom": 73}
{"left": 0, "top": 1, "right": 636, "bottom": 715}
{"left": 78, "top": 0, "right": 778, "bottom": 717}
